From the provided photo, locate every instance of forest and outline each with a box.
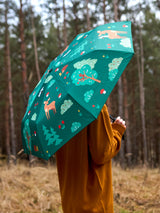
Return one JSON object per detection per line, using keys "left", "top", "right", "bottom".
{"left": 0, "top": 0, "right": 160, "bottom": 168}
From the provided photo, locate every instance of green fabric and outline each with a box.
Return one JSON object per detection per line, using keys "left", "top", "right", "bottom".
{"left": 21, "top": 21, "right": 134, "bottom": 160}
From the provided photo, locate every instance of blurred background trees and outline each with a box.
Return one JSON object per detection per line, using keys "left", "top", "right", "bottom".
{"left": 0, "top": 0, "right": 159, "bottom": 167}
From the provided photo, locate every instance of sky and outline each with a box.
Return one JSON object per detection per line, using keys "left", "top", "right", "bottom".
{"left": 14, "top": 0, "right": 160, "bottom": 22}
{"left": 14, "top": 0, "right": 45, "bottom": 13}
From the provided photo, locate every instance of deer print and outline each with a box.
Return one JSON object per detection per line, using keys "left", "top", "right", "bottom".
{"left": 97, "top": 30, "right": 127, "bottom": 39}
{"left": 44, "top": 98, "right": 56, "bottom": 120}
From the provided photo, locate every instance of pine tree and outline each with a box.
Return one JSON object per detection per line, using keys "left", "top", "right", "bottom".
{"left": 30, "top": 5, "right": 41, "bottom": 81}
{"left": 63, "top": 0, "right": 68, "bottom": 47}
{"left": 5, "top": 0, "right": 16, "bottom": 164}
{"left": 19, "top": 0, "right": 29, "bottom": 107}
{"left": 42, "top": 125, "right": 63, "bottom": 146}
{"left": 41, "top": 0, "right": 62, "bottom": 53}
{"left": 142, "top": 7, "right": 160, "bottom": 167}
{"left": 113, "top": 0, "right": 125, "bottom": 168}
{"left": 67, "top": 0, "right": 83, "bottom": 41}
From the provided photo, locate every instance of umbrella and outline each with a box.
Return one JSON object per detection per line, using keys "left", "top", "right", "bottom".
{"left": 21, "top": 21, "right": 134, "bottom": 160}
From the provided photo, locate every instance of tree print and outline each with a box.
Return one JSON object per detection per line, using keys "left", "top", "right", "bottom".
{"left": 23, "top": 119, "right": 32, "bottom": 152}
{"left": 108, "top": 57, "right": 123, "bottom": 81}
{"left": 71, "top": 64, "right": 101, "bottom": 86}
{"left": 42, "top": 125, "right": 63, "bottom": 146}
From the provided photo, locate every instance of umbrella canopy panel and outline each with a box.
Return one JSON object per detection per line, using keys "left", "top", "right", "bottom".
{"left": 22, "top": 21, "right": 134, "bottom": 160}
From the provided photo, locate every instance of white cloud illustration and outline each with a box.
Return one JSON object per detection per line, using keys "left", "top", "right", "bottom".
{"left": 74, "top": 58, "right": 97, "bottom": 69}
{"left": 120, "top": 38, "right": 131, "bottom": 48}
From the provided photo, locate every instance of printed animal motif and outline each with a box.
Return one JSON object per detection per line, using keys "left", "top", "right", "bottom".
{"left": 44, "top": 98, "right": 56, "bottom": 120}
{"left": 97, "top": 30, "right": 127, "bottom": 39}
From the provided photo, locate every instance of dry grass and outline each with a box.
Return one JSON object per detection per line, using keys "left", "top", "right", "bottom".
{"left": 0, "top": 161, "right": 160, "bottom": 213}
{"left": 0, "top": 161, "right": 62, "bottom": 213}
{"left": 113, "top": 165, "right": 160, "bottom": 213}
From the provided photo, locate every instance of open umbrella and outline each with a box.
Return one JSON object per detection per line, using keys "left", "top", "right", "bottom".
{"left": 21, "top": 21, "right": 134, "bottom": 160}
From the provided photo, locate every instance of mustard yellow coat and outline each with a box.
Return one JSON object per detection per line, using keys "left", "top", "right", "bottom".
{"left": 56, "top": 105, "right": 126, "bottom": 213}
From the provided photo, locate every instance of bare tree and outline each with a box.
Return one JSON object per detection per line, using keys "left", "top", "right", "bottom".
{"left": 19, "top": 0, "right": 36, "bottom": 164}
{"left": 5, "top": 0, "right": 16, "bottom": 164}
{"left": 86, "top": 0, "right": 91, "bottom": 31}
{"left": 19, "top": 0, "right": 29, "bottom": 107}
{"left": 5, "top": 93, "right": 11, "bottom": 161}
{"left": 55, "top": 1, "right": 62, "bottom": 51}
{"left": 154, "top": 76, "right": 160, "bottom": 167}
{"left": 63, "top": 0, "right": 68, "bottom": 47}
{"left": 30, "top": 6, "right": 41, "bottom": 81}
{"left": 113, "top": 0, "right": 125, "bottom": 167}
{"left": 71, "top": 0, "right": 80, "bottom": 35}
{"left": 113, "top": 0, "right": 123, "bottom": 117}
{"left": 113, "top": 0, "right": 119, "bottom": 21}
{"left": 123, "top": 73, "right": 132, "bottom": 166}
{"left": 136, "top": 24, "right": 147, "bottom": 165}
{"left": 103, "top": 0, "right": 107, "bottom": 24}
{"left": 103, "top": 0, "right": 112, "bottom": 113}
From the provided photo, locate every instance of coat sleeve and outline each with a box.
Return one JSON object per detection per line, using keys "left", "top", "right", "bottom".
{"left": 88, "top": 104, "right": 126, "bottom": 165}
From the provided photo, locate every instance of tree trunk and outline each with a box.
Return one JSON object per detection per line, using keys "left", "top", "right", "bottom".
{"left": 63, "top": 0, "right": 68, "bottom": 47}
{"left": 19, "top": 0, "right": 29, "bottom": 107}
{"left": 136, "top": 46, "right": 143, "bottom": 164}
{"left": 103, "top": 0, "right": 107, "bottom": 24}
{"left": 5, "top": 91, "right": 11, "bottom": 161}
{"left": 139, "top": 25, "right": 147, "bottom": 165}
{"left": 131, "top": 68, "right": 137, "bottom": 165}
{"left": 86, "top": 0, "right": 91, "bottom": 31}
{"left": 72, "top": 2, "right": 80, "bottom": 35}
{"left": 136, "top": 27, "right": 147, "bottom": 166}
{"left": 114, "top": 0, "right": 119, "bottom": 22}
{"left": 104, "top": 0, "right": 111, "bottom": 113}
{"left": 123, "top": 73, "right": 132, "bottom": 166}
{"left": 154, "top": 85, "right": 160, "bottom": 167}
{"left": 55, "top": 3, "right": 62, "bottom": 52}
{"left": 113, "top": 0, "right": 123, "bottom": 116}
{"left": 113, "top": 0, "right": 125, "bottom": 168}
{"left": 5, "top": 0, "right": 16, "bottom": 164}
{"left": 31, "top": 7, "right": 41, "bottom": 81}
{"left": 20, "top": 0, "right": 35, "bottom": 164}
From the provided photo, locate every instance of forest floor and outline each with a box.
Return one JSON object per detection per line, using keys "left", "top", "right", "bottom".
{"left": 0, "top": 160, "right": 160, "bottom": 213}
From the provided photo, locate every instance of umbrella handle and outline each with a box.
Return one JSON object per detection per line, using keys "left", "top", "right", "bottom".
{"left": 109, "top": 114, "right": 116, "bottom": 123}
{"left": 109, "top": 114, "right": 125, "bottom": 140}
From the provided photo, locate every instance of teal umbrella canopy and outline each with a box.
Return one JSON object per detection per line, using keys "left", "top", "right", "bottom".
{"left": 21, "top": 21, "right": 134, "bottom": 160}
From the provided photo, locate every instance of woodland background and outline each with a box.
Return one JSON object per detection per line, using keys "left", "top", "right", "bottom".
{"left": 0, "top": 0, "right": 160, "bottom": 168}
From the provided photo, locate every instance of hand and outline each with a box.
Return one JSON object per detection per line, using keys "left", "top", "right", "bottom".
{"left": 114, "top": 116, "right": 126, "bottom": 128}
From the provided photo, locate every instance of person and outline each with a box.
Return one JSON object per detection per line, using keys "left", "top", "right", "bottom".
{"left": 56, "top": 104, "right": 126, "bottom": 213}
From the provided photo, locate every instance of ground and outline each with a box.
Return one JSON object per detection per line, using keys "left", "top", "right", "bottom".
{"left": 0, "top": 161, "right": 159, "bottom": 213}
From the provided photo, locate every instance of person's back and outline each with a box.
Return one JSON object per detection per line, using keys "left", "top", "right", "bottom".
{"left": 56, "top": 104, "right": 126, "bottom": 213}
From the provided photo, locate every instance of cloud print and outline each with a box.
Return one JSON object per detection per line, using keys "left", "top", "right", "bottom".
{"left": 108, "top": 69, "right": 119, "bottom": 81}
{"left": 44, "top": 75, "right": 53, "bottom": 83}
{"left": 108, "top": 57, "right": 123, "bottom": 71}
{"left": 61, "top": 100, "right": 73, "bottom": 115}
{"left": 84, "top": 90, "right": 94, "bottom": 103}
{"left": 108, "top": 57, "right": 123, "bottom": 81}
{"left": 71, "top": 122, "right": 81, "bottom": 133}
{"left": 31, "top": 113, "right": 37, "bottom": 121}
{"left": 120, "top": 38, "right": 131, "bottom": 48}
{"left": 74, "top": 58, "right": 97, "bottom": 69}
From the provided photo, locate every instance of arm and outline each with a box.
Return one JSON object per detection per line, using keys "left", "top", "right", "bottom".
{"left": 88, "top": 105, "right": 126, "bottom": 165}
